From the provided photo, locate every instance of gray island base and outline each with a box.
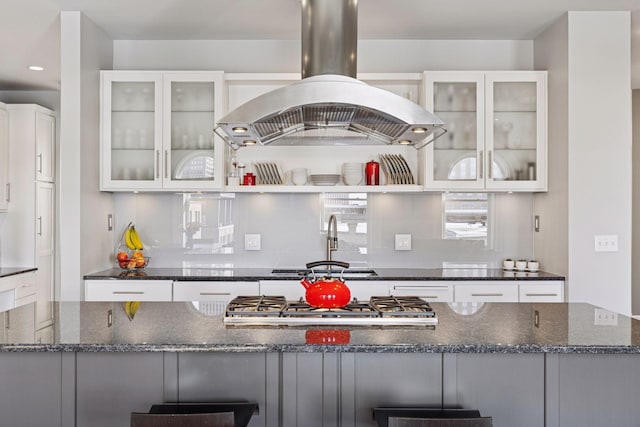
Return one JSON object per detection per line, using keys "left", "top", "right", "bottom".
{"left": 1, "top": 302, "right": 640, "bottom": 427}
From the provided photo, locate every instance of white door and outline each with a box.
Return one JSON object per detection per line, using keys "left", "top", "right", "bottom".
{"left": 0, "top": 106, "right": 8, "bottom": 210}
{"left": 35, "top": 112, "right": 55, "bottom": 183}
{"left": 101, "top": 71, "right": 163, "bottom": 190}
{"left": 423, "top": 71, "right": 486, "bottom": 190}
{"left": 36, "top": 182, "right": 54, "bottom": 328}
{"left": 162, "top": 72, "right": 225, "bottom": 190}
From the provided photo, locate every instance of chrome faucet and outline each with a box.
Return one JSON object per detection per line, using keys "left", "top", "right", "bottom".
{"left": 326, "top": 214, "right": 338, "bottom": 262}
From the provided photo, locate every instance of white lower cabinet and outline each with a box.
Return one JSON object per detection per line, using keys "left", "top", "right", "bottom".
{"left": 518, "top": 281, "right": 564, "bottom": 302}
{"left": 347, "top": 281, "right": 396, "bottom": 300}
{"left": 259, "top": 280, "right": 305, "bottom": 301}
{"left": 455, "top": 283, "right": 520, "bottom": 303}
{"left": 0, "top": 271, "right": 37, "bottom": 310}
{"left": 454, "top": 280, "right": 564, "bottom": 303}
{"left": 84, "top": 280, "right": 173, "bottom": 301}
{"left": 389, "top": 281, "right": 454, "bottom": 302}
{"left": 173, "top": 281, "right": 258, "bottom": 301}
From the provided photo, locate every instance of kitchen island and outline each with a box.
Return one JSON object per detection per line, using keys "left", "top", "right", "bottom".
{"left": 1, "top": 301, "right": 638, "bottom": 427}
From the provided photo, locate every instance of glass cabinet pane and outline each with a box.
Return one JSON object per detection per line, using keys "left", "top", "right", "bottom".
{"left": 491, "top": 81, "right": 537, "bottom": 182}
{"left": 169, "top": 81, "right": 216, "bottom": 182}
{"left": 433, "top": 82, "right": 478, "bottom": 181}
{"left": 110, "top": 81, "right": 156, "bottom": 182}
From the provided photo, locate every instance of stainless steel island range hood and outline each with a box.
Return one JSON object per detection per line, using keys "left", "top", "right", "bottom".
{"left": 215, "top": 0, "right": 446, "bottom": 150}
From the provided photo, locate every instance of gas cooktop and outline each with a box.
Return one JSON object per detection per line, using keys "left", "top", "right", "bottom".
{"left": 224, "top": 296, "right": 438, "bottom": 326}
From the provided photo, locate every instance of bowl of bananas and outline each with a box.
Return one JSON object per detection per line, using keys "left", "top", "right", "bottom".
{"left": 115, "top": 222, "right": 149, "bottom": 270}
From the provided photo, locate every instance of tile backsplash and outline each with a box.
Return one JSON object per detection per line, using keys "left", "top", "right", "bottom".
{"left": 112, "top": 191, "right": 534, "bottom": 269}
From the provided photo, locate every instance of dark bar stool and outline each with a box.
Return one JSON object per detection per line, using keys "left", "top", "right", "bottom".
{"left": 132, "top": 402, "right": 258, "bottom": 427}
{"left": 388, "top": 416, "right": 493, "bottom": 427}
{"left": 131, "top": 411, "right": 234, "bottom": 427}
{"left": 374, "top": 408, "right": 490, "bottom": 427}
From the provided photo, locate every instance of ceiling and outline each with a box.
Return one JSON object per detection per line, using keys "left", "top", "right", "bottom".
{"left": 2, "top": 0, "right": 640, "bottom": 90}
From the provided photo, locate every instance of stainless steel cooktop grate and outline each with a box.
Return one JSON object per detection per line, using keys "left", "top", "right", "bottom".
{"left": 224, "top": 296, "right": 438, "bottom": 326}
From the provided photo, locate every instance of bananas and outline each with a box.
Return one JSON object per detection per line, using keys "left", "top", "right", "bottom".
{"left": 123, "top": 301, "right": 141, "bottom": 321}
{"left": 124, "top": 223, "right": 144, "bottom": 250}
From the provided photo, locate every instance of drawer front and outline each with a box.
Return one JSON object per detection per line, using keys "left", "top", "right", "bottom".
{"left": 519, "top": 282, "right": 564, "bottom": 302}
{"left": 347, "top": 281, "right": 394, "bottom": 301}
{"left": 84, "top": 280, "right": 172, "bottom": 301}
{"left": 259, "top": 280, "right": 305, "bottom": 301}
{"left": 173, "top": 281, "right": 259, "bottom": 302}
{"left": 391, "top": 284, "right": 454, "bottom": 302}
{"left": 455, "top": 284, "right": 519, "bottom": 302}
{"left": 14, "top": 272, "right": 37, "bottom": 299}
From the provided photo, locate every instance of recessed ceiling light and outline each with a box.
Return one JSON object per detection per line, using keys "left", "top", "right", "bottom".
{"left": 28, "top": 66, "right": 44, "bottom": 71}
{"left": 411, "top": 127, "right": 427, "bottom": 134}
{"left": 243, "top": 140, "right": 257, "bottom": 146}
{"left": 232, "top": 127, "right": 248, "bottom": 133}
{"left": 398, "top": 140, "right": 412, "bottom": 145}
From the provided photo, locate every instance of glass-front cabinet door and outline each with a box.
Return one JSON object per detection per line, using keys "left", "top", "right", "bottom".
{"left": 423, "top": 71, "right": 547, "bottom": 192}
{"left": 162, "top": 72, "right": 224, "bottom": 190}
{"left": 101, "top": 71, "right": 224, "bottom": 191}
{"left": 423, "top": 72, "right": 486, "bottom": 190}
{"left": 485, "top": 71, "right": 547, "bottom": 191}
{"left": 101, "top": 72, "right": 163, "bottom": 190}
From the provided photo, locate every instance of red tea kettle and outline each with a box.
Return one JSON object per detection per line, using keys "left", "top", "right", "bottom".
{"left": 300, "top": 260, "right": 351, "bottom": 308}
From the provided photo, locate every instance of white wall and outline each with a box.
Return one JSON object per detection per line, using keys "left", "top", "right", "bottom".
{"left": 533, "top": 16, "right": 569, "bottom": 278}
{"left": 59, "top": 12, "right": 113, "bottom": 301}
{"left": 568, "top": 12, "right": 631, "bottom": 315}
{"left": 632, "top": 90, "right": 640, "bottom": 314}
{"left": 113, "top": 39, "right": 534, "bottom": 72}
{"left": 536, "top": 11, "right": 633, "bottom": 315}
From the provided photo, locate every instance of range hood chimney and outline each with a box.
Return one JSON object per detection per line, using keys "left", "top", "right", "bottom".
{"left": 214, "top": 0, "right": 446, "bottom": 150}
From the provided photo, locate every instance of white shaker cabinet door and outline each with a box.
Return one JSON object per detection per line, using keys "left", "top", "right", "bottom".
{"left": 35, "top": 111, "right": 55, "bottom": 183}
{"left": 0, "top": 105, "right": 8, "bottom": 211}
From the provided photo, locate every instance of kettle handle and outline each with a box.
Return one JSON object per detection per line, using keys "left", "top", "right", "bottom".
{"left": 306, "top": 260, "right": 350, "bottom": 269}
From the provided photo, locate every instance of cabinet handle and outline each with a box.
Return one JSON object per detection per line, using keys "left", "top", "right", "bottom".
{"left": 525, "top": 293, "right": 558, "bottom": 297}
{"left": 5, "top": 183, "right": 9, "bottom": 202}
{"left": 112, "top": 291, "right": 145, "bottom": 295}
{"left": 470, "top": 293, "right": 503, "bottom": 297}
{"left": 488, "top": 150, "right": 493, "bottom": 179}
{"left": 164, "top": 150, "right": 168, "bottom": 179}
{"left": 37, "top": 216, "right": 42, "bottom": 236}
{"left": 479, "top": 151, "right": 483, "bottom": 178}
{"left": 199, "top": 292, "right": 231, "bottom": 296}
{"left": 37, "top": 154, "right": 43, "bottom": 173}
{"left": 156, "top": 150, "right": 160, "bottom": 179}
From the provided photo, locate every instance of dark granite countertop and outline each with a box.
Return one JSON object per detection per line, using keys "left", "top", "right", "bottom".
{"left": 2, "top": 302, "right": 638, "bottom": 354}
{"left": 0, "top": 267, "right": 37, "bottom": 279}
{"left": 84, "top": 267, "right": 564, "bottom": 281}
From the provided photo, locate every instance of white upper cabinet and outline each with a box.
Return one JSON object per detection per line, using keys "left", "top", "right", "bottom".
{"left": 423, "top": 71, "right": 547, "bottom": 192}
{"left": 35, "top": 112, "right": 55, "bottom": 183}
{"left": 100, "top": 71, "right": 224, "bottom": 191}
{"left": 0, "top": 103, "right": 8, "bottom": 211}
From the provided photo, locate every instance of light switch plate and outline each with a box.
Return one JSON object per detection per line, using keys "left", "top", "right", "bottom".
{"left": 245, "top": 234, "right": 261, "bottom": 251}
{"left": 594, "top": 234, "right": 618, "bottom": 252}
{"left": 594, "top": 308, "right": 618, "bottom": 325}
{"left": 395, "top": 234, "right": 412, "bottom": 251}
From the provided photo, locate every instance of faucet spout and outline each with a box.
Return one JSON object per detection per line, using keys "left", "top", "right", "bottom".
{"left": 326, "top": 214, "right": 338, "bottom": 263}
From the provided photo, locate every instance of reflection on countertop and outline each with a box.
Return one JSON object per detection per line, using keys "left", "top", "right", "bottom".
{"left": 1, "top": 302, "right": 638, "bottom": 354}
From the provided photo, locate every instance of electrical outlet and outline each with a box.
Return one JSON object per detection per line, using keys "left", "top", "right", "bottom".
{"left": 594, "top": 308, "right": 618, "bottom": 326}
{"left": 395, "top": 234, "right": 412, "bottom": 251}
{"left": 244, "top": 234, "right": 261, "bottom": 251}
{"left": 594, "top": 235, "right": 618, "bottom": 252}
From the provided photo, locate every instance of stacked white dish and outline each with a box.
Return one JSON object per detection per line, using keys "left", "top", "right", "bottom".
{"left": 342, "top": 162, "right": 363, "bottom": 185}
{"left": 309, "top": 174, "right": 341, "bottom": 186}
